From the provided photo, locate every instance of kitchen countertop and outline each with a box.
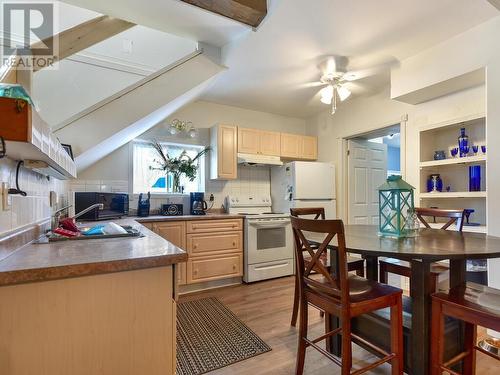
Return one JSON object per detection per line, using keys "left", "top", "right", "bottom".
{"left": 134, "top": 213, "right": 243, "bottom": 222}
{"left": 0, "top": 218, "right": 188, "bottom": 287}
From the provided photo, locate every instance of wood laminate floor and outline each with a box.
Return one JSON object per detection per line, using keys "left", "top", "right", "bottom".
{"left": 179, "top": 276, "right": 499, "bottom": 374}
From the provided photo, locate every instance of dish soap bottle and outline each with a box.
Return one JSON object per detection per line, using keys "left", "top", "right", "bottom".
{"left": 458, "top": 127, "right": 469, "bottom": 157}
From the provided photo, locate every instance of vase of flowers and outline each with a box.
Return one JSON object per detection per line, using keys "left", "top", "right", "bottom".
{"left": 150, "top": 140, "right": 210, "bottom": 193}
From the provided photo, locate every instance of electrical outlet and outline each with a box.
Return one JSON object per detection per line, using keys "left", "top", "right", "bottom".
{"left": 1, "top": 182, "right": 10, "bottom": 211}
{"left": 209, "top": 193, "right": 214, "bottom": 202}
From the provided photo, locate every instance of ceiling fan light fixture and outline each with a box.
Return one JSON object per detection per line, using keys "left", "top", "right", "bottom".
{"left": 320, "top": 85, "right": 334, "bottom": 105}
{"left": 337, "top": 85, "right": 352, "bottom": 101}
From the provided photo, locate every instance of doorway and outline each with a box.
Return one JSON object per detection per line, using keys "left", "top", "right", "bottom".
{"left": 347, "top": 124, "right": 401, "bottom": 225}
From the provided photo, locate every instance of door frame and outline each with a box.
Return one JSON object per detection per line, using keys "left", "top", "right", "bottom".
{"left": 338, "top": 115, "right": 408, "bottom": 223}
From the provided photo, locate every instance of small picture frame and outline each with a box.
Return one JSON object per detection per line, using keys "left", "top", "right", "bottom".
{"left": 61, "top": 144, "right": 74, "bottom": 160}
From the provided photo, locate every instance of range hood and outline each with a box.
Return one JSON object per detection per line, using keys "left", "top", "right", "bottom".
{"left": 237, "top": 153, "right": 283, "bottom": 166}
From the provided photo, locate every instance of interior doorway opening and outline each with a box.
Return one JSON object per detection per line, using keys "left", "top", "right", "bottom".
{"left": 347, "top": 123, "right": 401, "bottom": 225}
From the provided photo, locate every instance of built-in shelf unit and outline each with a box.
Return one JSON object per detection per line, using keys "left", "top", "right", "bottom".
{"left": 418, "top": 113, "right": 486, "bottom": 233}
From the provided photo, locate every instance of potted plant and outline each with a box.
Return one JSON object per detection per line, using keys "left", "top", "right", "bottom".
{"left": 150, "top": 140, "right": 210, "bottom": 193}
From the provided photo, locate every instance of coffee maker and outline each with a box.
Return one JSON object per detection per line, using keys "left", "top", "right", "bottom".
{"left": 190, "top": 192, "right": 208, "bottom": 215}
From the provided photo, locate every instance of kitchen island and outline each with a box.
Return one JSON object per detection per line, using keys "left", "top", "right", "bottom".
{"left": 0, "top": 219, "right": 187, "bottom": 375}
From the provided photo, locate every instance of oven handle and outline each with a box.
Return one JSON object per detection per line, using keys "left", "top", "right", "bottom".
{"left": 249, "top": 221, "right": 290, "bottom": 229}
{"left": 254, "top": 261, "right": 291, "bottom": 271}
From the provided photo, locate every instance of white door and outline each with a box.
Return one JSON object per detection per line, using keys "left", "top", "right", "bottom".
{"left": 293, "top": 162, "right": 335, "bottom": 199}
{"left": 348, "top": 139, "right": 387, "bottom": 225}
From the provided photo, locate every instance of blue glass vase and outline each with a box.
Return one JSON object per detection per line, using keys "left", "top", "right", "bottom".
{"left": 469, "top": 165, "right": 481, "bottom": 192}
{"left": 458, "top": 128, "right": 469, "bottom": 157}
{"left": 427, "top": 174, "right": 443, "bottom": 192}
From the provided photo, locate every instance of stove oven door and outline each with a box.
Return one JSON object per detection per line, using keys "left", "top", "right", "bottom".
{"left": 246, "top": 218, "right": 293, "bottom": 265}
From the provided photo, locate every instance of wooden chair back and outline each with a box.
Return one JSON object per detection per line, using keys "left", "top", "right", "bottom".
{"left": 414, "top": 207, "right": 465, "bottom": 231}
{"left": 290, "top": 216, "right": 348, "bottom": 302}
{"left": 290, "top": 207, "right": 325, "bottom": 220}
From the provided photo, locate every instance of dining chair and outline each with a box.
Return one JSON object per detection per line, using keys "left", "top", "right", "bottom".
{"left": 289, "top": 207, "right": 365, "bottom": 327}
{"left": 379, "top": 208, "right": 465, "bottom": 294}
{"left": 430, "top": 282, "right": 500, "bottom": 374}
{"left": 291, "top": 216, "right": 404, "bottom": 375}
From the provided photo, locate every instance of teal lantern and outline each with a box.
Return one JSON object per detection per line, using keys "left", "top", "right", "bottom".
{"left": 378, "top": 175, "right": 415, "bottom": 238}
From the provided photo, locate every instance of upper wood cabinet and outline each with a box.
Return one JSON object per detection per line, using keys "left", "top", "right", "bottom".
{"left": 260, "top": 130, "right": 281, "bottom": 156}
{"left": 238, "top": 127, "right": 261, "bottom": 154}
{"left": 237, "top": 128, "right": 280, "bottom": 156}
{"left": 210, "top": 124, "right": 237, "bottom": 180}
{"left": 280, "top": 133, "right": 301, "bottom": 158}
{"left": 281, "top": 133, "right": 317, "bottom": 160}
{"left": 301, "top": 135, "right": 318, "bottom": 160}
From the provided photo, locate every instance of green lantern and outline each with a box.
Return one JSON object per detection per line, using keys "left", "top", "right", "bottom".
{"left": 378, "top": 175, "right": 415, "bottom": 238}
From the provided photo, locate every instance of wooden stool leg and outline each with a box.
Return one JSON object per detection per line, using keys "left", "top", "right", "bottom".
{"left": 430, "top": 298, "right": 445, "bottom": 375}
{"left": 380, "top": 263, "right": 388, "bottom": 284}
{"left": 295, "top": 298, "right": 308, "bottom": 375}
{"left": 291, "top": 274, "right": 299, "bottom": 327}
{"left": 341, "top": 316, "right": 352, "bottom": 375}
{"left": 463, "top": 322, "right": 477, "bottom": 375}
{"left": 390, "top": 297, "right": 404, "bottom": 375}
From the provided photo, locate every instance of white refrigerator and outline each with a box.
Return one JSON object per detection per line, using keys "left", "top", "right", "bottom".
{"left": 271, "top": 161, "right": 337, "bottom": 218}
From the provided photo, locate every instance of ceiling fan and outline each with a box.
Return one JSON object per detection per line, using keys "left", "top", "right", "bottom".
{"left": 311, "top": 56, "right": 378, "bottom": 115}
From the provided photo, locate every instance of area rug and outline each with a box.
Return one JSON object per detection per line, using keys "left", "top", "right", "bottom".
{"left": 176, "top": 297, "right": 271, "bottom": 375}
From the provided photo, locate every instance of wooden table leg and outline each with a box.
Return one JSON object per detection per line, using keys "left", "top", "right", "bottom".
{"left": 410, "top": 259, "right": 432, "bottom": 375}
{"left": 363, "top": 255, "right": 379, "bottom": 281}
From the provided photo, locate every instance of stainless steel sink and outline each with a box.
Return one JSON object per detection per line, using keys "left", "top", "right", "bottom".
{"left": 36, "top": 225, "right": 143, "bottom": 243}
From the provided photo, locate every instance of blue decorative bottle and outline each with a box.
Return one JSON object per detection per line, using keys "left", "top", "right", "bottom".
{"left": 427, "top": 174, "right": 443, "bottom": 193}
{"left": 458, "top": 127, "right": 469, "bottom": 157}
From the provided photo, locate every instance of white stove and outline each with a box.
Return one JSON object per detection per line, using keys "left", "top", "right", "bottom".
{"left": 226, "top": 196, "right": 294, "bottom": 283}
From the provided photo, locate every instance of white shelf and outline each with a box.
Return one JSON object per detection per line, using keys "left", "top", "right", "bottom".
{"left": 420, "top": 154, "right": 486, "bottom": 168}
{"left": 426, "top": 222, "right": 487, "bottom": 233}
{"left": 420, "top": 191, "right": 487, "bottom": 199}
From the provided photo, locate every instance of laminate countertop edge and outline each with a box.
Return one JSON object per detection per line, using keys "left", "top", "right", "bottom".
{"left": 0, "top": 219, "right": 189, "bottom": 287}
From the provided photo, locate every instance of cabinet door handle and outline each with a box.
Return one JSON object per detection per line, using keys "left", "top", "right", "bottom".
{"left": 193, "top": 244, "right": 198, "bottom": 249}
{"left": 233, "top": 264, "right": 237, "bottom": 270}
{"left": 232, "top": 241, "right": 236, "bottom": 246}
{"left": 193, "top": 269, "right": 198, "bottom": 275}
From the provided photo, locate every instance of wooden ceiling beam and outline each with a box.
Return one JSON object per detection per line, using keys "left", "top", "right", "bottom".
{"left": 180, "top": 0, "right": 267, "bottom": 28}
{"left": 488, "top": 0, "right": 500, "bottom": 10}
{"left": 31, "top": 15, "right": 135, "bottom": 72}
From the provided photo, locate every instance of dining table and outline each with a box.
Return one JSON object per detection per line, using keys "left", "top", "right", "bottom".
{"left": 306, "top": 224, "right": 500, "bottom": 375}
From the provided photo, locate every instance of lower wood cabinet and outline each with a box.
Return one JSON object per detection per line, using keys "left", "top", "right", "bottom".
{"left": 148, "top": 218, "right": 243, "bottom": 287}
{"left": 187, "top": 253, "right": 243, "bottom": 284}
{"left": 187, "top": 232, "right": 242, "bottom": 256}
{"left": 152, "top": 222, "right": 187, "bottom": 285}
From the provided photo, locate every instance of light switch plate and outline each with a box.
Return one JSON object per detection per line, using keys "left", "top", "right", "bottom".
{"left": 1, "top": 182, "right": 10, "bottom": 211}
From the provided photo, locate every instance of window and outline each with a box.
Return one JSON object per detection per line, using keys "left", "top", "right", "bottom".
{"left": 132, "top": 140, "right": 205, "bottom": 194}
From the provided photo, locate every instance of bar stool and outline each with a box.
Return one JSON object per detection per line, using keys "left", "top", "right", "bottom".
{"left": 291, "top": 216, "right": 404, "bottom": 374}
{"left": 431, "top": 282, "right": 500, "bottom": 374}
{"left": 379, "top": 208, "right": 465, "bottom": 294}
{"left": 290, "top": 207, "right": 365, "bottom": 327}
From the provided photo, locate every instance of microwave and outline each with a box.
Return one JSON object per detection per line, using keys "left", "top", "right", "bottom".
{"left": 75, "top": 192, "right": 129, "bottom": 221}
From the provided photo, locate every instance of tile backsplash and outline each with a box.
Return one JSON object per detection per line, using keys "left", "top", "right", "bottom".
{"left": 69, "top": 165, "right": 271, "bottom": 214}
{"left": 0, "top": 158, "right": 68, "bottom": 236}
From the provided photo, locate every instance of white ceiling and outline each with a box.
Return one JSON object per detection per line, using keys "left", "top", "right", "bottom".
{"left": 60, "top": 0, "right": 499, "bottom": 118}
{"left": 203, "top": 0, "right": 499, "bottom": 118}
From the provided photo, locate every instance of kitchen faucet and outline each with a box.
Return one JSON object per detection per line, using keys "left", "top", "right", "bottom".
{"left": 50, "top": 203, "right": 104, "bottom": 231}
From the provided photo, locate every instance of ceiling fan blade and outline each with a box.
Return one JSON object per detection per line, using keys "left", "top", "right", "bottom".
{"left": 298, "top": 81, "right": 327, "bottom": 89}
